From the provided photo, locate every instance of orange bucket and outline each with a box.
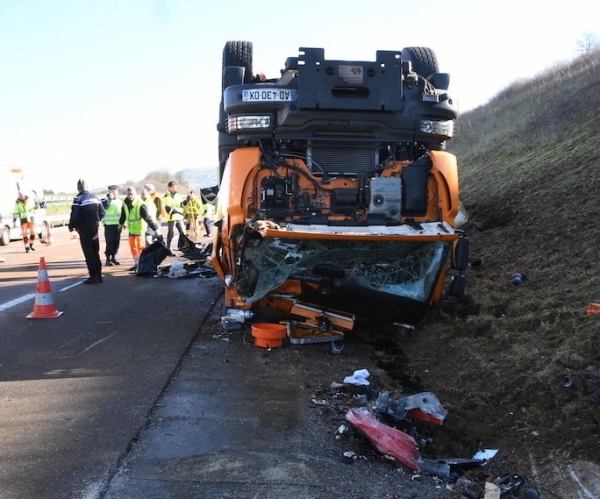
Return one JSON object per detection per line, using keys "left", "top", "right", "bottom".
{"left": 251, "top": 323, "right": 286, "bottom": 348}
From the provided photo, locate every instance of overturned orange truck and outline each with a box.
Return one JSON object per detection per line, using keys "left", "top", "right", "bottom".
{"left": 211, "top": 41, "right": 468, "bottom": 332}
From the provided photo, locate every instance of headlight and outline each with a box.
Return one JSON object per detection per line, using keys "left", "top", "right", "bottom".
{"left": 419, "top": 119, "right": 454, "bottom": 138}
{"left": 228, "top": 115, "right": 272, "bottom": 132}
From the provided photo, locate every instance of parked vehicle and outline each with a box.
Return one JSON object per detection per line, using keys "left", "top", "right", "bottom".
{"left": 0, "top": 167, "right": 49, "bottom": 246}
{"left": 211, "top": 41, "right": 469, "bottom": 331}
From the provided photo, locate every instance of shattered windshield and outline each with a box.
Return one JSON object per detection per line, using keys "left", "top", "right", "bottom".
{"left": 238, "top": 237, "right": 448, "bottom": 303}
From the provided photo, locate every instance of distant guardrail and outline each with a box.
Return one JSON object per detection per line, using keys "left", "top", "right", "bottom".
{"left": 44, "top": 196, "right": 73, "bottom": 203}
{"left": 46, "top": 214, "right": 71, "bottom": 227}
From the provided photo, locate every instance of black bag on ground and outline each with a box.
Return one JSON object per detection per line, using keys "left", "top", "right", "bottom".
{"left": 136, "top": 240, "right": 171, "bottom": 276}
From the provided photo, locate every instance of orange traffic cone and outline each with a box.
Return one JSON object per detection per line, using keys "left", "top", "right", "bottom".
{"left": 45, "top": 223, "right": 53, "bottom": 246}
{"left": 27, "top": 257, "right": 63, "bottom": 319}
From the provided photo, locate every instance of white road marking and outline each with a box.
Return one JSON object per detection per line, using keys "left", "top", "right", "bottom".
{"left": 0, "top": 281, "right": 81, "bottom": 312}
{"left": 0, "top": 294, "right": 36, "bottom": 313}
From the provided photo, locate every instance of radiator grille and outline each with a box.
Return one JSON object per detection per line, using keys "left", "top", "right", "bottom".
{"left": 307, "top": 141, "right": 377, "bottom": 175}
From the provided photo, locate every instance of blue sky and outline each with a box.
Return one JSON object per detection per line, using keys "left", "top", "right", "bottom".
{"left": 1, "top": 0, "right": 598, "bottom": 192}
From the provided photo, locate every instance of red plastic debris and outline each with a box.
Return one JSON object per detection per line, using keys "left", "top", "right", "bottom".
{"left": 345, "top": 407, "right": 420, "bottom": 471}
{"left": 585, "top": 303, "right": 600, "bottom": 316}
{"left": 407, "top": 408, "right": 444, "bottom": 425}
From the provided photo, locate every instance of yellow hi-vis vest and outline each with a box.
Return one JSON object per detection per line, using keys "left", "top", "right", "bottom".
{"left": 14, "top": 199, "right": 35, "bottom": 223}
{"left": 103, "top": 198, "right": 123, "bottom": 226}
{"left": 163, "top": 192, "right": 184, "bottom": 222}
{"left": 124, "top": 198, "right": 146, "bottom": 236}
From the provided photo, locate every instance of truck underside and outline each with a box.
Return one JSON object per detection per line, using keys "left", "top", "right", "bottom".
{"left": 211, "top": 43, "right": 468, "bottom": 331}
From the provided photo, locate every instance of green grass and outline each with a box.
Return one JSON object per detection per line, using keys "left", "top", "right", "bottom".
{"left": 45, "top": 203, "right": 71, "bottom": 216}
{"left": 401, "top": 49, "right": 600, "bottom": 462}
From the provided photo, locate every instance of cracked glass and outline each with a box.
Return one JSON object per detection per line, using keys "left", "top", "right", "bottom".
{"left": 237, "top": 237, "right": 449, "bottom": 303}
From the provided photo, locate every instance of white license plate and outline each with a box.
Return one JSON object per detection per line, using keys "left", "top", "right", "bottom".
{"left": 242, "top": 89, "right": 297, "bottom": 102}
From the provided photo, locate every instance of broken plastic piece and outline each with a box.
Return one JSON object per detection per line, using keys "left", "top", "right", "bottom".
{"left": 494, "top": 473, "right": 525, "bottom": 494}
{"left": 417, "top": 456, "right": 489, "bottom": 479}
{"left": 585, "top": 303, "right": 600, "bottom": 315}
{"left": 484, "top": 482, "right": 501, "bottom": 499}
{"left": 511, "top": 273, "right": 527, "bottom": 285}
{"left": 472, "top": 448, "right": 498, "bottom": 465}
{"left": 345, "top": 407, "right": 420, "bottom": 471}
{"left": 373, "top": 391, "right": 448, "bottom": 425}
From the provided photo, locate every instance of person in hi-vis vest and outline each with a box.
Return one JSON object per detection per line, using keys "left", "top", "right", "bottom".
{"left": 101, "top": 185, "right": 123, "bottom": 266}
{"left": 13, "top": 194, "right": 36, "bottom": 253}
{"left": 162, "top": 180, "right": 185, "bottom": 251}
{"left": 119, "top": 186, "right": 160, "bottom": 272}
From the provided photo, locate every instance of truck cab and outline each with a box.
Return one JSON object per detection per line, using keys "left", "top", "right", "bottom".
{"left": 211, "top": 42, "right": 468, "bottom": 331}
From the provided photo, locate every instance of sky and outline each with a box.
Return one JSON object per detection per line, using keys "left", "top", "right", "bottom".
{"left": 1, "top": 0, "right": 598, "bottom": 193}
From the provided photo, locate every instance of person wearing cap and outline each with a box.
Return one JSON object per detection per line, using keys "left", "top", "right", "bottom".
{"left": 101, "top": 185, "right": 123, "bottom": 266}
{"left": 14, "top": 193, "right": 36, "bottom": 253}
{"left": 119, "top": 186, "right": 160, "bottom": 272}
{"left": 68, "top": 179, "right": 105, "bottom": 284}
{"left": 143, "top": 183, "right": 166, "bottom": 225}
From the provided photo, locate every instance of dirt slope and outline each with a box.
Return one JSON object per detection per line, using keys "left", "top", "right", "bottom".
{"left": 392, "top": 49, "right": 600, "bottom": 490}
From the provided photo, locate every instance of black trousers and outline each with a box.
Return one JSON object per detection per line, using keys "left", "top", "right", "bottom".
{"left": 166, "top": 219, "right": 185, "bottom": 249}
{"left": 79, "top": 227, "right": 102, "bottom": 277}
{"left": 104, "top": 224, "right": 121, "bottom": 258}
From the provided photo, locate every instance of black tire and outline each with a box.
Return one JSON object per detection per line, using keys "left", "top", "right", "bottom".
{"left": 0, "top": 226, "right": 9, "bottom": 246}
{"left": 402, "top": 47, "right": 439, "bottom": 78}
{"left": 218, "top": 41, "right": 254, "bottom": 182}
{"left": 222, "top": 41, "right": 253, "bottom": 87}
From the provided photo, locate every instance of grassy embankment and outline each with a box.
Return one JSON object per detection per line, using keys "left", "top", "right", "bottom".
{"left": 402, "top": 49, "right": 600, "bottom": 461}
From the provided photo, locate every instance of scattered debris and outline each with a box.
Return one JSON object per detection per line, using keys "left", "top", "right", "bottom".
{"left": 510, "top": 273, "right": 527, "bottom": 285}
{"left": 343, "top": 369, "right": 370, "bottom": 386}
{"left": 584, "top": 302, "right": 600, "bottom": 315}
{"left": 166, "top": 260, "right": 187, "bottom": 279}
{"left": 469, "top": 256, "right": 486, "bottom": 268}
{"left": 373, "top": 391, "right": 448, "bottom": 425}
{"left": 336, "top": 424, "right": 349, "bottom": 435}
{"left": 472, "top": 448, "right": 499, "bottom": 465}
{"left": 220, "top": 317, "right": 244, "bottom": 331}
{"left": 136, "top": 240, "right": 171, "bottom": 276}
{"left": 345, "top": 407, "right": 420, "bottom": 471}
{"left": 483, "top": 481, "right": 501, "bottom": 499}
{"left": 309, "top": 372, "right": 540, "bottom": 497}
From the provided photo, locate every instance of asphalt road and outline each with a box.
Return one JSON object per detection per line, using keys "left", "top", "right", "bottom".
{"left": 0, "top": 228, "right": 457, "bottom": 499}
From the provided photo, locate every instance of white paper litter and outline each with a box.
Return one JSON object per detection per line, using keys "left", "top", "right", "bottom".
{"left": 343, "top": 369, "right": 370, "bottom": 386}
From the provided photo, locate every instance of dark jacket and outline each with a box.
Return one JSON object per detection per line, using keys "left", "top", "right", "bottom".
{"left": 68, "top": 190, "right": 105, "bottom": 232}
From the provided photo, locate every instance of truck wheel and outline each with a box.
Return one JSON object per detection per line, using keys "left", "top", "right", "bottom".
{"left": 222, "top": 41, "right": 253, "bottom": 87}
{"left": 218, "top": 41, "right": 254, "bottom": 182}
{"left": 402, "top": 47, "right": 439, "bottom": 78}
{"left": 0, "top": 227, "right": 9, "bottom": 246}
